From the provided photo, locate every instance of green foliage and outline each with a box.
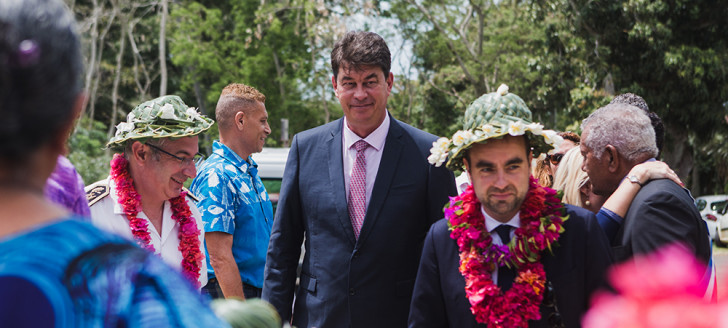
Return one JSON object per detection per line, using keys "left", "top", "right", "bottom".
{"left": 68, "top": 118, "right": 111, "bottom": 185}
{"left": 169, "top": 0, "right": 319, "bottom": 145}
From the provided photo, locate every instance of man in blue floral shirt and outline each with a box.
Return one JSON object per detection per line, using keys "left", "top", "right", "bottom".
{"left": 191, "top": 83, "right": 274, "bottom": 300}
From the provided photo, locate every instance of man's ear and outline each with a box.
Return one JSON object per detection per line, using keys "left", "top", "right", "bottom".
{"left": 331, "top": 75, "right": 339, "bottom": 98}
{"left": 131, "top": 141, "right": 148, "bottom": 164}
{"left": 604, "top": 145, "right": 620, "bottom": 173}
{"left": 463, "top": 157, "right": 472, "bottom": 181}
{"left": 235, "top": 111, "right": 246, "bottom": 131}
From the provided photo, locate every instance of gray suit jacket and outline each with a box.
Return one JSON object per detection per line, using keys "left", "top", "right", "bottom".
{"left": 262, "top": 115, "right": 457, "bottom": 328}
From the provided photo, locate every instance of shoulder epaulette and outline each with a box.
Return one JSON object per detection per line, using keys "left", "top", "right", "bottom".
{"left": 183, "top": 187, "right": 199, "bottom": 202}
{"left": 85, "top": 179, "right": 110, "bottom": 207}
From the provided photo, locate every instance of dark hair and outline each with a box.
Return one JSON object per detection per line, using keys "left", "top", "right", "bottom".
{"left": 331, "top": 31, "right": 391, "bottom": 81}
{"left": 609, "top": 93, "right": 664, "bottom": 155}
{"left": 648, "top": 112, "right": 665, "bottom": 156}
{"left": 0, "top": 0, "right": 82, "bottom": 163}
{"left": 558, "top": 131, "right": 580, "bottom": 145}
{"left": 610, "top": 93, "right": 649, "bottom": 113}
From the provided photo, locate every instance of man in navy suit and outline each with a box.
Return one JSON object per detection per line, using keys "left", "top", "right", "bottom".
{"left": 409, "top": 85, "right": 612, "bottom": 327}
{"left": 262, "top": 31, "right": 457, "bottom": 328}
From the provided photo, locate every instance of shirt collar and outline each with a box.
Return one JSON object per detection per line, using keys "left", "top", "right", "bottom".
{"left": 482, "top": 206, "right": 521, "bottom": 233}
{"left": 212, "top": 140, "right": 258, "bottom": 174}
{"left": 343, "top": 111, "right": 390, "bottom": 151}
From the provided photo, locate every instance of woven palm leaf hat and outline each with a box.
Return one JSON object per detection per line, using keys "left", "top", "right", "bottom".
{"left": 428, "top": 84, "right": 563, "bottom": 171}
{"left": 107, "top": 95, "right": 214, "bottom": 150}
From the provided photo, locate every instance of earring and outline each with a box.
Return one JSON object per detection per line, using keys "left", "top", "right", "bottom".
{"left": 585, "top": 200, "right": 591, "bottom": 206}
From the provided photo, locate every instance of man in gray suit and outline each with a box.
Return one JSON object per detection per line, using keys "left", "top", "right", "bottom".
{"left": 262, "top": 31, "right": 457, "bottom": 328}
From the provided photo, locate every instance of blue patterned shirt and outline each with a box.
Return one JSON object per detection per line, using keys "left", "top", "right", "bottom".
{"left": 191, "top": 141, "right": 274, "bottom": 288}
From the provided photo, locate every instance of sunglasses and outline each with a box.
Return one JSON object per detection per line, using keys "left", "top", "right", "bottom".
{"left": 547, "top": 153, "right": 564, "bottom": 166}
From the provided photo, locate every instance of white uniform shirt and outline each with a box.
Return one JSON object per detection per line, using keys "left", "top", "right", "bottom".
{"left": 89, "top": 178, "right": 208, "bottom": 288}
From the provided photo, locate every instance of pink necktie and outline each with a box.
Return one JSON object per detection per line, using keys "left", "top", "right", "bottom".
{"left": 349, "top": 140, "right": 369, "bottom": 239}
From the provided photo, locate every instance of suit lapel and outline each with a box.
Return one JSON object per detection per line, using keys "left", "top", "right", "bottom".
{"left": 357, "top": 117, "right": 404, "bottom": 245}
{"left": 327, "top": 119, "right": 358, "bottom": 246}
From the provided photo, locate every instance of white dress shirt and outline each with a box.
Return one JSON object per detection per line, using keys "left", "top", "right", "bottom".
{"left": 89, "top": 178, "right": 208, "bottom": 288}
{"left": 483, "top": 207, "right": 520, "bottom": 285}
{"left": 343, "top": 112, "right": 390, "bottom": 208}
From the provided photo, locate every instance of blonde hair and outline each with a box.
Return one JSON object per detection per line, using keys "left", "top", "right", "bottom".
{"left": 552, "top": 147, "right": 589, "bottom": 207}
{"left": 533, "top": 154, "right": 553, "bottom": 187}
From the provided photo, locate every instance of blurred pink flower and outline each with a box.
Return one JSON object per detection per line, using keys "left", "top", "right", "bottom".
{"left": 583, "top": 244, "right": 726, "bottom": 328}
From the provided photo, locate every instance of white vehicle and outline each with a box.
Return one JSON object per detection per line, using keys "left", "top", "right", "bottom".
{"left": 251, "top": 147, "right": 290, "bottom": 212}
{"left": 695, "top": 195, "right": 728, "bottom": 245}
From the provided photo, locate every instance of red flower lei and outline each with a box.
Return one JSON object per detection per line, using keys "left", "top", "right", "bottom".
{"left": 446, "top": 176, "right": 567, "bottom": 327}
{"left": 110, "top": 153, "right": 204, "bottom": 288}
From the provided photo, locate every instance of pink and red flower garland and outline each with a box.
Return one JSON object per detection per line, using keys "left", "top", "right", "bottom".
{"left": 110, "top": 153, "right": 203, "bottom": 288}
{"left": 446, "top": 176, "right": 567, "bottom": 327}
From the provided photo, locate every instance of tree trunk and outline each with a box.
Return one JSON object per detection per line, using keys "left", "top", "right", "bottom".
{"left": 661, "top": 123, "right": 695, "bottom": 190}
{"left": 193, "top": 79, "right": 211, "bottom": 154}
{"left": 159, "top": 0, "right": 168, "bottom": 96}
{"left": 106, "top": 16, "right": 128, "bottom": 145}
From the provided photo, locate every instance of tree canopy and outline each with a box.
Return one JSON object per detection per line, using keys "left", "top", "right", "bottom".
{"left": 67, "top": 0, "right": 728, "bottom": 194}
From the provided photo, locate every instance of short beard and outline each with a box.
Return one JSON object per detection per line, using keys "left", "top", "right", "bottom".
{"left": 478, "top": 185, "right": 527, "bottom": 221}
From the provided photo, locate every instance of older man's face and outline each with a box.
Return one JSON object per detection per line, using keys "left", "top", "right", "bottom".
{"left": 579, "top": 129, "right": 613, "bottom": 196}
{"left": 144, "top": 136, "right": 199, "bottom": 201}
{"left": 332, "top": 64, "right": 393, "bottom": 137}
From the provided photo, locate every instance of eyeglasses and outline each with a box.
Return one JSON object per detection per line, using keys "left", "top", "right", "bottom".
{"left": 146, "top": 143, "right": 205, "bottom": 168}
{"left": 547, "top": 153, "right": 564, "bottom": 166}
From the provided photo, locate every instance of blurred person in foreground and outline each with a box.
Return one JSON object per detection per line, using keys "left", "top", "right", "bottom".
{"left": 191, "top": 83, "right": 274, "bottom": 300}
{"left": 410, "top": 84, "right": 612, "bottom": 328}
{"left": 580, "top": 103, "right": 714, "bottom": 299}
{"left": 0, "top": 0, "right": 227, "bottom": 326}
{"left": 554, "top": 147, "right": 682, "bottom": 241}
{"left": 87, "top": 94, "right": 213, "bottom": 289}
{"left": 262, "top": 31, "right": 456, "bottom": 327}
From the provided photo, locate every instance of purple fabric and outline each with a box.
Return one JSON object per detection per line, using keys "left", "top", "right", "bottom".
{"left": 44, "top": 155, "right": 90, "bottom": 218}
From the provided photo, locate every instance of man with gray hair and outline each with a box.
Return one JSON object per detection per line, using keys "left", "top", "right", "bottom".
{"left": 580, "top": 103, "right": 710, "bottom": 268}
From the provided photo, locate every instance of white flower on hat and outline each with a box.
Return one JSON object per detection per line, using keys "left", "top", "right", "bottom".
{"left": 159, "top": 103, "right": 177, "bottom": 120}
{"left": 497, "top": 84, "right": 509, "bottom": 96}
{"left": 433, "top": 137, "right": 449, "bottom": 152}
{"left": 526, "top": 123, "right": 543, "bottom": 135}
{"left": 541, "top": 130, "right": 564, "bottom": 154}
{"left": 481, "top": 124, "right": 495, "bottom": 136}
{"left": 428, "top": 137, "right": 450, "bottom": 166}
{"left": 508, "top": 121, "right": 526, "bottom": 136}
{"left": 186, "top": 107, "right": 201, "bottom": 121}
{"left": 452, "top": 130, "right": 474, "bottom": 146}
{"left": 116, "top": 122, "right": 134, "bottom": 134}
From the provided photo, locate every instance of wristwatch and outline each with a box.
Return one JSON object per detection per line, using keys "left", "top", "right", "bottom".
{"left": 627, "top": 175, "right": 643, "bottom": 187}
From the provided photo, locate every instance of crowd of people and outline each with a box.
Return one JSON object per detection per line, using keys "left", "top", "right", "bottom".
{"left": 0, "top": 0, "right": 716, "bottom": 327}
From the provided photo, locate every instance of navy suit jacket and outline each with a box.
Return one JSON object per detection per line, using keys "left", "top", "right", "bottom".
{"left": 262, "top": 115, "right": 457, "bottom": 328}
{"left": 409, "top": 205, "right": 613, "bottom": 328}
{"left": 614, "top": 179, "right": 711, "bottom": 264}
